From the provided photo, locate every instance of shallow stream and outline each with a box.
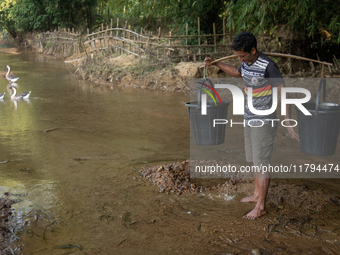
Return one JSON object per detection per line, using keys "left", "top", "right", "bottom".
{"left": 0, "top": 50, "right": 340, "bottom": 255}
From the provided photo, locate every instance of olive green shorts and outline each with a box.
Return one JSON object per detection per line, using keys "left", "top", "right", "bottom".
{"left": 244, "top": 124, "right": 278, "bottom": 167}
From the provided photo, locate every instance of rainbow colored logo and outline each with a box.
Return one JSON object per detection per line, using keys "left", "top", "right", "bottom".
{"left": 197, "top": 82, "right": 223, "bottom": 106}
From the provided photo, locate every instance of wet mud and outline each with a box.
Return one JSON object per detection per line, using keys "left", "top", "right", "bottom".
{"left": 0, "top": 195, "right": 20, "bottom": 255}
{"left": 140, "top": 160, "right": 340, "bottom": 254}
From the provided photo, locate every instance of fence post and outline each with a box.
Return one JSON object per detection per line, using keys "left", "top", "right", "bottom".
{"left": 169, "top": 31, "right": 171, "bottom": 57}
{"left": 140, "top": 28, "right": 143, "bottom": 56}
{"left": 157, "top": 27, "right": 161, "bottom": 58}
{"left": 98, "top": 27, "right": 101, "bottom": 52}
{"left": 106, "top": 25, "right": 109, "bottom": 48}
{"left": 116, "top": 18, "right": 119, "bottom": 38}
{"left": 213, "top": 23, "right": 216, "bottom": 53}
{"left": 198, "top": 17, "right": 201, "bottom": 61}
{"left": 186, "top": 23, "right": 189, "bottom": 61}
{"left": 223, "top": 17, "right": 226, "bottom": 46}
{"left": 124, "top": 21, "right": 127, "bottom": 38}
{"left": 128, "top": 25, "right": 131, "bottom": 52}
{"left": 111, "top": 18, "right": 113, "bottom": 36}
{"left": 87, "top": 28, "right": 91, "bottom": 52}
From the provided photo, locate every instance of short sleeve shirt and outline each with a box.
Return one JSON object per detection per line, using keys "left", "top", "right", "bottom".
{"left": 237, "top": 51, "right": 284, "bottom": 125}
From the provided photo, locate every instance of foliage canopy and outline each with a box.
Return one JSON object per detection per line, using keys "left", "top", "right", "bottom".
{"left": 0, "top": 0, "right": 339, "bottom": 49}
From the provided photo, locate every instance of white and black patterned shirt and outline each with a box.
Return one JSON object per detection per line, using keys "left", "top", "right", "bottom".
{"left": 237, "top": 51, "right": 284, "bottom": 126}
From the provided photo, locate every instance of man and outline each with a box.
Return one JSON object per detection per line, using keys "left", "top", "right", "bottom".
{"left": 204, "top": 32, "right": 299, "bottom": 219}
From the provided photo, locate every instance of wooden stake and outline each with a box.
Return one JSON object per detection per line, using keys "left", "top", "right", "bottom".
{"left": 223, "top": 18, "right": 226, "bottom": 45}
{"left": 198, "top": 17, "right": 201, "bottom": 60}
{"left": 186, "top": 23, "right": 189, "bottom": 59}
{"left": 116, "top": 18, "right": 119, "bottom": 37}
{"left": 213, "top": 23, "right": 216, "bottom": 53}
{"left": 111, "top": 18, "right": 113, "bottom": 36}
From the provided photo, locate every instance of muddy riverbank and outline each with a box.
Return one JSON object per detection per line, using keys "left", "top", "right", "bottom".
{"left": 13, "top": 33, "right": 340, "bottom": 94}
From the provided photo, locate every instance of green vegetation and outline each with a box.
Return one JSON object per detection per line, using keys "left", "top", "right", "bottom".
{"left": 224, "top": 0, "right": 340, "bottom": 46}
{"left": 0, "top": 0, "right": 99, "bottom": 37}
{"left": 0, "top": 0, "right": 339, "bottom": 50}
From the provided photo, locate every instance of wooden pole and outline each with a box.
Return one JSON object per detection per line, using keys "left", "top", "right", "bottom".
{"left": 223, "top": 18, "right": 226, "bottom": 45}
{"left": 98, "top": 27, "right": 101, "bottom": 51}
{"left": 169, "top": 31, "right": 171, "bottom": 56}
{"left": 106, "top": 25, "right": 109, "bottom": 48}
{"left": 199, "top": 52, "right": 333, "bottom": 68}
{"left": 129, "top": 25, "right": 131, "bottom": 52}
{"left": 116, "top": 18, "right": 119, "bottom": 37}
{"left": 111, "top": 18, "right": 113, "bottom": 36}
{"left": 157, "top": 27, "right": 161, "bottom": 57}
{"left": 186, "top": 23, "right": 189, "bottom": 61}
{"left": 213, "top": 23, "right": 216, "bottom": 53}
{"left": 87, "top": 28, "right": 91, "bottom": 52}
{"left": 198, "top": 17, "right": 201, "bottom": 60}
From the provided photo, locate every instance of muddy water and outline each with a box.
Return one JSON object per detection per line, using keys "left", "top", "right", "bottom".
{"left": 0, "top": 50, "right": 340, "bottom": 255}
{"left": 0, "top": 51, "right": 192, "bottom": 253}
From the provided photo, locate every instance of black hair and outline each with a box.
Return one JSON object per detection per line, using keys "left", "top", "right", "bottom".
{"left": 231, "top": 32, "right": 257, "bottom": 53}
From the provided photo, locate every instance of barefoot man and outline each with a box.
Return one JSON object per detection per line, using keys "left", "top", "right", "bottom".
{"left": 204, "top": 32, "right": 299, "bottom": 219}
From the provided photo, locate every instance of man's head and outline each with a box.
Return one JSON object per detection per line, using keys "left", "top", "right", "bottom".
{"left": 232, "top": 32, "right": 257, "bottom": 53}
{"left": 232, "top": 32, "right": 258, "bottom": 64}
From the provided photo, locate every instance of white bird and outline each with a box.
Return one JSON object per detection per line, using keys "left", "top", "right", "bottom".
{"left": 9, "top": 86, "right": 30, "bottom": 100}
{"left": 5, "top": 65, "right": 19, "bottom": 83}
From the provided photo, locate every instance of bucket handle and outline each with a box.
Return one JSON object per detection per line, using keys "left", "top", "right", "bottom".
{"left": 197, "top": 77, "right": 217, "bottom": 109}
{"left": 315, "top": 78, "right": 326, "bottom": 116}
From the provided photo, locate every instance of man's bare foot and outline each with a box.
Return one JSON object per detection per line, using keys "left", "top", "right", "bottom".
{"left": 240, "top": 194, "right": 259, "bottom": 203}
{"left": 243, "top": 207, "right": 267, "bottom": 220}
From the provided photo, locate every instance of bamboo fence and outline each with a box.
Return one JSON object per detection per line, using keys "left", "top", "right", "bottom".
{"left": 44, "top": 27, "right": 82, "bottom": 56}
{"left": 84, "top": 18, "right": 233, "bottom": 61}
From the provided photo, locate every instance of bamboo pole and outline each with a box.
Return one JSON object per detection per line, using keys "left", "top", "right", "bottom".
{"left": 124, "top": 21, "right": 127, "bottom": 38}
{"left": 157, "top": 27, "right": 161, "bottom": 57}
{"left": 116, "top": 18, "right": 119, "bottom": 38}
{"left": 223, "top": 18, "right": 226, "bottom": 45}
{"left": 111, "top": 18, "right": 113, "bottom": 36}
{"left": 186, "top": 23, "right": 189, "bottom": 60}
{"left": 169, "top": 31, "right": 171, "bottom": 56}
{"left": 198, "top": 17, "right": 201, "bottom": 60}
{"left": 199, "top": 52, "right": 333, "bottom": 68}
{"left": 213, "top": 23, "right": 216, "bottom": 53}
{"left": 87, "top": 28, "right": 91, "bottom": 52}
{"left": 98, "top": 27, "right": 102, "bottom": 51}
{"left": 106, "top": 25, "right": 109, "bottom": 48}
{"left": 129, "top": 25, "right": 131, "bottom": 52}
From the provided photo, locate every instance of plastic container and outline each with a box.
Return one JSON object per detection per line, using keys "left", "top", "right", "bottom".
{"left": 296, "top": 78, "right": 340, "bottom": 156}
{"left": 185, "top": 78, "right": 229, "bottom": 146}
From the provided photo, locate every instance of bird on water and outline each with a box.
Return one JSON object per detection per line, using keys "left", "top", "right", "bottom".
{"left": 9, "top": 86, "right": 30, "bottom": 100}
{"left": 5, "top": 65, "right": 19, "bottom": 83}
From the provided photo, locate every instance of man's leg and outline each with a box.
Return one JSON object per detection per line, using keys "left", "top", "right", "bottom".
{"left": 241, "top": 126, "right": 259, "bottom": 202}
{"left": 242, "top": 124, "right": 277, "bottom": 219}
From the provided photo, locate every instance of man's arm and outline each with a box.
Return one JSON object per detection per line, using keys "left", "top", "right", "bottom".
{"left": 277, "top": 84, "right": 300, "bottom": 142}
{"left": 204, "top": 57, "right": 242, "bottom": 78}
